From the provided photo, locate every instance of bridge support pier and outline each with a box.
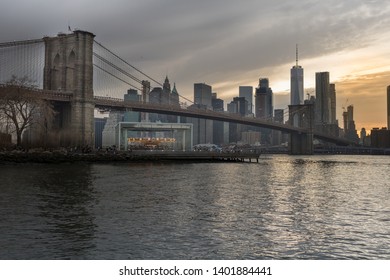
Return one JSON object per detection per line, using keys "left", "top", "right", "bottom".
{"left": 70, "top": 100, "right": 95, "bottom": 146}
{"left": 289, "top": 132, "right": 313, "bottom": 155}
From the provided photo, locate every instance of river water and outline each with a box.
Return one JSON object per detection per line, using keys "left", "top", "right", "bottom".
{"left": 0, "top": 155, "right": 389, "bottom": 259}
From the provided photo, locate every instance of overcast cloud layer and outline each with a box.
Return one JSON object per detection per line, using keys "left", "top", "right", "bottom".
{"left": 1, "top": 0, "right": 390, "bottom": 129}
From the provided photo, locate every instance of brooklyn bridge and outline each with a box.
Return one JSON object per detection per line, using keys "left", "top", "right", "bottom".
{"left": 0, "top": 30, "right": 355, "bottom": 154}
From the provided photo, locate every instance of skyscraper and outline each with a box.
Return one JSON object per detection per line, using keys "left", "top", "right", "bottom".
{"left": 239, "top": 86, "right": 253, "bottom": 114}
{"left": 227, "top": 97, "right": 248, "bottom": 144}
{"left": 228, "top": 97, "right": 248, "bottom": 116}
{"left": 212, "top": 96, "right": 224, "bottom": 112}
{"left": 329, "top": 83, "right": 337, "bottom": 125}
{"left": 255, "top": 78, "right": 273, "bottom": 144}
{"left": 343, "top": 105, "right": 359, "bottom": 142}
{"left": 315, "top": 72, "right": 331, "bottom": 125}
{"left": 194, "top": 83, "right": 212, "bottom": 108}
{"left": 360, "top": 128, "right": 367, "bottom": 145}
{"left": 212, "top": 93, "right": 224, "bottom": 145}
{"left": 290, "top": 45, "right": 304, "bottom": 105}
{"left": 190, "top": 83, "right": 213, "bottom": 144}
{"left": 124, "top": 89, "right": 141, "bottom": 122}
{"left": 255, "top": 78, "right": 273, "bottom": 119}
{"left": 141, "top": 80, "right": 151, "bottom": 122}
{"left": 148, "top": 76, "right": 178, "bottom": 122}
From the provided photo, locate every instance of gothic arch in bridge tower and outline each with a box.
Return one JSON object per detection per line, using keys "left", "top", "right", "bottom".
{"left": 291, "top": 109, "right": 311, "bottom": 129}
{"left": 293, "top": 113, "right": 300, "bottom": 127}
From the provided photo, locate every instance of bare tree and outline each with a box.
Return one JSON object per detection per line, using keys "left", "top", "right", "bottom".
{"left": 0, "top": 75, "right": 56, "bottom": 147}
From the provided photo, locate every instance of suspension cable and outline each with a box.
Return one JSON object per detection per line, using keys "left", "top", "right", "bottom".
{"left": 93, "top": 64, "right": 142, "bottom": 92}
{"left": 94, "top": 40, "right": 161, "bottom": 86}
{"left": 93, "top": 40, "right": 195, "bottom": 105}
{"left": 93, "top": 52, "right": 143, "bottom": 84}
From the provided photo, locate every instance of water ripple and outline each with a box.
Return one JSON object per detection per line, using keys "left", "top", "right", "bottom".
{"left": 0, "top": 155, "right": 389, "bottom": 259}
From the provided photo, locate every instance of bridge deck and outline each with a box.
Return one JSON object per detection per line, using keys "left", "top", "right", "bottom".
{"left": 0, "top": 84, "right": 356, "bottom": 147}
{"left": 93, "top": 96, "right": 355, "bottom": 146}
{"left": 94, "top": 96, "right": 308, "bottom": 134}
{"left": 0, "top": 84, "right": 72, "bottom": 101}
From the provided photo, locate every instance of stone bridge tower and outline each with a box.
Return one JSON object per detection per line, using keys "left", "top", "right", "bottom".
{"left": 288, "top": 104, "right": 314, "bottom": 155}
{"left": 43, "top": 30, "right": 95, "bottom": 147}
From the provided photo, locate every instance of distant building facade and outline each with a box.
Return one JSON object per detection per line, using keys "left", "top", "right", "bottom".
{"left": 255, "top": 78, "right": 273, "bottom": 144}
{"left": 342, "top": 105, "right": 359, "bottom": 143}
{"left": 141, "top": 80, "right": 151, "bottom": 122}
{"left": 188, "top": 83, "right": 213, "bottom": 145}
{"left": 329, "top": 83, "right": 337, "bottom": 125}
{"left": 315, "top": 72, "right": 330, "bottom": 125}
{"left": 228, "top": 97, "right": 248, "bottom": 116}
{"left": 212, "top": 96, "right": 224, "bottom": 112}
{"left": 124, "top": 89, "right": 141, "bottom": 122}
{"left": 360, "top": 128, "right": 367, "bottom": 146}
{"left": 371, "top": 127, "right": 390, "bottom": 148}
{"left": 149, "top": 87, "right": 165, "bottom": 122}
{"left": 148, "top": 76, "right": 179, "bottom": 123}
{"left": 194, "top": 83, "right": 212, "bottom": 108}
{"left": 102, "top": 111, "right": 123, "bottom": 147}
{"left": 239, "top": 86, "right": 253, "bottom": 114}
{"left": 227, "top": 96, "right": 248, "bottom": 143}
{"left": 212, "top": 93, "right": 224, "bottom": 145}
{"left": 255, "top": 78, "right": 273, "bottom": 119}
{"left": 241, "top": 131, "right": 261, "bottom": 145}
{"left": 95, "top": 118, "right": 107, "bottom": 149}
{"left": 315, "top": 72, "right": 339, "bottom": 136}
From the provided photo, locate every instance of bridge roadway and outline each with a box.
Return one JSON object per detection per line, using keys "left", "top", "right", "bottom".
{"left": 0, "top": 85, "right": 354, "bottom": 146}
{"left": 0, "top": 84, "right": 73, "bottom": 102}
{"left": 94, "top": 96, "right": 307, "bottom": 134}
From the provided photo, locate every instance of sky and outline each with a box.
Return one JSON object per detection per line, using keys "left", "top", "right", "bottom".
{"left": 1, "top": 0, "right": 390, "bottom": 131}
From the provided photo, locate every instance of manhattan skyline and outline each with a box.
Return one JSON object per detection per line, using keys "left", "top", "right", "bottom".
{"left": 1, "top": 0, "right": 390, "bottom": 131}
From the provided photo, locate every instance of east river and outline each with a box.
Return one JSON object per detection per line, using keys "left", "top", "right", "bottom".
{"left": 0, "top": 155, "right": 389, "bottom": 259}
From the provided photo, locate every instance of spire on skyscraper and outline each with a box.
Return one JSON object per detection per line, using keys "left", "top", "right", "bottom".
{"left": 290, "top": 45, "right": 304, "bottom": 105}
{"left": 163, "top": 75, "right": 171, "bottom": 94}
{"left": 172, "top": 83, "right": 178, "bottom": 95}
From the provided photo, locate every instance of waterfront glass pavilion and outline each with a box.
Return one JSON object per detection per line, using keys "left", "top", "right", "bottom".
{"left": 115, "top": 122, "right": 193, "bottom": 151}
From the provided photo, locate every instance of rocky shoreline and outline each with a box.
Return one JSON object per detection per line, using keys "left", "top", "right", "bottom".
{"left": 0, "top": 149, "right": 262, "bottom": 164}
{"left": 0, "top": 150, "right": 155, "bottom": 163}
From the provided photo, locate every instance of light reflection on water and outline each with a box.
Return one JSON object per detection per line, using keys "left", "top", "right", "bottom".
{"left": 0, "top": 155, "right": 389, "bottom": 259}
